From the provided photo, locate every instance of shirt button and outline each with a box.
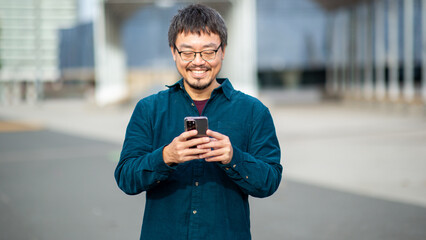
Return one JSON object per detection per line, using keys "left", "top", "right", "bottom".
{"left": 233, "top": 164, "right": 236, "bottom": 168}
{"left": 195, "top": 182, "right": 199, "bottom": 186}
{"left": 191, "top": 103, "right": 195, "bottom": 106}
{"left": 193, "top": 210, "right": 197, "bottom": 214}
{"left": 157, "top": 181, "right": 161, "bottom": 184}
{"left": 225, "top": 167, "right": 230, "bottom": 170}
{"left": 246, "top": 176, "right": 249, "bottom": 179}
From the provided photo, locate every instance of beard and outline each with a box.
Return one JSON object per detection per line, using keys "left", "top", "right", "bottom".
{"left": 184, "top": 77, "right": 214, "bottom": 90}
{"left": 184, "top": 65, "right": 214, "bottom": 90}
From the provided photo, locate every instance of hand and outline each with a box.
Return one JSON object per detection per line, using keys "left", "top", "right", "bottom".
{"left": 198, "top": 130, "right": 233, "bottom": 165}
{"left": 163, "top": 130, "right": 211, "bottom": 166}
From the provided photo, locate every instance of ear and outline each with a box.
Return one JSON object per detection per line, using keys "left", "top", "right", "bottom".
{"left": 171, "top": 46, "right": 177, "bottom": 61}
{"left": 220, "top": 45, "right": 226, "bottom": 60}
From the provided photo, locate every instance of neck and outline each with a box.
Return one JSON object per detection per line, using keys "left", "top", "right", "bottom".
{"left": 184, "top": 80, "right": 220, "bottom": 101}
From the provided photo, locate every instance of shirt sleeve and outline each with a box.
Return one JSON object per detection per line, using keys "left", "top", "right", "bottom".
{"left": 218, "top": 107, "right": 282, "bottom": 198}
{"left": 114, "top": 100, "right": 176, "bottom": 195}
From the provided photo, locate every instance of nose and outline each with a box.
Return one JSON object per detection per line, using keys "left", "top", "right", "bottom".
{"left": 192, "top": 52, "right": 206, "bottom": 65}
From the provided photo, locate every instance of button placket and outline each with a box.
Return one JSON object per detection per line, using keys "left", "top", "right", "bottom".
{"left": 188, "top": 161, "right": 203, "bottom": 239}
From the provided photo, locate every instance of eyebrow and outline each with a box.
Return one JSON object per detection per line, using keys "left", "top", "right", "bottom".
{"left": 178, "top": 43, "right": 219, "bottom": 50}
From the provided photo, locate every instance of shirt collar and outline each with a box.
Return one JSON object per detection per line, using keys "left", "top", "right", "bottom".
{"left": 166, "top": 78, "right": 233, "bottom": 101}
{"left": 215, "top": 78, "right": 233, "bottom": 100}
{"left": 166, "top": 79, "right": 184, "bottom": 89}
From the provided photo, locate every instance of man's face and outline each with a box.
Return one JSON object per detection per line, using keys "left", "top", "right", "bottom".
{"left": 171, "top": 32, "right": 225, "bottom": 91}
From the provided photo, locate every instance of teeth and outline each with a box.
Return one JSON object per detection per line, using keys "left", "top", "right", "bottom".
{"left": 192, "top": 71, "right": 205, "bottom": 74}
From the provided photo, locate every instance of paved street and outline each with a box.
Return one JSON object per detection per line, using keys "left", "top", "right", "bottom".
{"left": 1, "top": 99, "right": 426, "bottom": 239}
{"left": 0, "top": 130, "right": 142, "bottom": 240}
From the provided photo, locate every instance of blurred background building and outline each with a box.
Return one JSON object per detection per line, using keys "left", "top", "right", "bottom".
{"left": 0, "top": 0, "right": 425, "bottom": 106}
{"left": 0, "top": 0, "right": 77, "bottom": 103}
{"left": 322, "top": 0, "right": 426, "bottom": 104}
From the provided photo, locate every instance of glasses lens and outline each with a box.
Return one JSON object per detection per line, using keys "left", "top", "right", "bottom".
{"left": 178, "top": 48, "right": 219, "bottom": 62}
{"left": 201, "top": 51, "right": 215, "bottom": 61}
{"left": 181, "top": 52, "right": 194, "bottom": 61}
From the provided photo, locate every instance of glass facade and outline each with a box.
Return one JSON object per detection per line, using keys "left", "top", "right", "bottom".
{"left": 0, "top": 0, "right": 77, "bottom": 82}
{"left": 326, "top": 0, "right": 425, "bottom": 103}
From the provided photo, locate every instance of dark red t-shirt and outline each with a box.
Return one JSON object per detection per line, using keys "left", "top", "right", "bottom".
{"left": 193, "top": 99, "right": 209, "bottom": 115}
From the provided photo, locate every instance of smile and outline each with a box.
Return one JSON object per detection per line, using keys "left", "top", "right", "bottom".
{"left": 192, "top": 70, "right": 206, "bottom": 74}
{"left": 188, "top": 68, "right": 210, "bottom": 78}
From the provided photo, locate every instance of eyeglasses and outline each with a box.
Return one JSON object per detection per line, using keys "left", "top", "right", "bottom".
{"left": 174, "top": 43, "right": 222, "bottom": 62}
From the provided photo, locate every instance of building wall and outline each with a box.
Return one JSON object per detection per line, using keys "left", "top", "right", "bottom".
{"left": 326, "top": 0, "right": 425, "bottom": 103}
{"left": 257, "top": 0, "right": 327, "bottom": 71}
{"left": 0, "top": 0, "right": 77, "bottom": 82}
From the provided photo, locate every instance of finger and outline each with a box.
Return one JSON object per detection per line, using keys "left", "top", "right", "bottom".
{"left": 204, "top": 154, "right": 227, "bottom": 162}
{"left": 178, "top": 144, "right": 210, "bottom": 155}
{"left": 178, "top": 148, "right": 211, "bottom": 162}
{"left": 204, "top": 151, "right": 232, "bottom": 163}
{"left": 188, "top": 150, "right": 213, "bottom": 162}
{"left": 185, "top": 147, "right": 211, "bottom": 156}
{"left": 186, "top": 136, "right": 211, "bottom": 148}
{"left": 196, "top": 138, "right": 220, "bottom": 149}
{"left": 179, "top": 130, "right": 198, "bottom": 141}
{"left": 180, "top": 155, "right": 203, "bottom": 162}
{"left": 206, "top": 129, "right": 225, "bottom": 140}
{"left": 199, "top": 148, "right": 226, "bottom": 159}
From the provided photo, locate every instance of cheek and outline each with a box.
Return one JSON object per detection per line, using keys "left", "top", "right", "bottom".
{"left": 211, "top": 61, "right": 222, "bottom": 71}
{"left": 176, "top": 61, "right": 189, "bottom": 73}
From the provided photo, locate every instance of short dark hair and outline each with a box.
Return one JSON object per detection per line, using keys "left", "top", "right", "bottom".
{"left": 168, "top": 4, "right": 227, "bottom": 48}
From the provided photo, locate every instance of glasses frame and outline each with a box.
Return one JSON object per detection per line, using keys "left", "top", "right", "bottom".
{"left": 174, "top": 43, "right": 222, "bottom": 62}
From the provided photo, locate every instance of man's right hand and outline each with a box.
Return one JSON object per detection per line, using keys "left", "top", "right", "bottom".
{"left": 163, "top": 130, "right": 211, "bottom": 166}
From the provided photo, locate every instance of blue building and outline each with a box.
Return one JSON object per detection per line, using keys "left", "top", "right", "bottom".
{"left": 319, "top": 0, "right": 425, "bottom": 103}
{"left": 58, "top": 0, "right": 426, "bottom": 104}
{"left": 58, "top": 0, "right": 329, "bottom": 99}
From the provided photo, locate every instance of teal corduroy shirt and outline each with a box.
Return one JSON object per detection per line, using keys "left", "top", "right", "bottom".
{"left": 115, "top": 78, "right": 282, "bottom": 240}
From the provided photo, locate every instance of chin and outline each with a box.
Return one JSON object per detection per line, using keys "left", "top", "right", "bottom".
{"left": 185, "top": 78, "right": 213, "bottom": 90}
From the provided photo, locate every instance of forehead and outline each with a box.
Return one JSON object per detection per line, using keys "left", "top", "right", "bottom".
{"left": 175, "top": 31, "right": 221, "bottom": 48}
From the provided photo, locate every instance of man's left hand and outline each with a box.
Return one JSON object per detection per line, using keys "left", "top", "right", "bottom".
{"left": 197, "top": 130, "right": 233, "bottom": 165}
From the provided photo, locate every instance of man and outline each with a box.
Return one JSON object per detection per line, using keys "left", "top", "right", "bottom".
{"left": 115, "top": 4, "right": 282, "bottom": 240}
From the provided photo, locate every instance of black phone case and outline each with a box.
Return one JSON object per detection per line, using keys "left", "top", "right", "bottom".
{"left": 184, "top": 116, "right": 208, "bottom": 138}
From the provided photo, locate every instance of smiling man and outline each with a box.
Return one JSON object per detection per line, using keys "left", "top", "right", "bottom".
{"left": 115, "top": 4, "right": 282, "bottom": 240}
{"left": 173, "top": 40, "right": 223, "bottom": 91}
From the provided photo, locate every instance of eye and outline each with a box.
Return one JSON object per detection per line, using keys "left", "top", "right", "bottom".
{"left": 202, "top": 51, "right": 215, "bottom": 57}
{"left": 181, "top": 52, "right": 194, "bottom": 58}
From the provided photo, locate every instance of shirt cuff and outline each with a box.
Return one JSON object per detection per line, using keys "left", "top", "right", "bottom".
{"left": 218, "top": 146, "right": 244, "bottom": 179}
{"left": 151, "top": 145, "right": 177, "bottom": 174}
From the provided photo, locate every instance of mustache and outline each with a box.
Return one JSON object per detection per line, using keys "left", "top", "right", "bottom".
{"left": 187, "top": 66, "right": 210, "bottom": 71}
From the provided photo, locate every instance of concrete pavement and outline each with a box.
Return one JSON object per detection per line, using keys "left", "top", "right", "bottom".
{"left": 1, "top": 99, "right": 425, "bottom": 207}
{"left": 1, "top": 98, "right": 426, "bottom": 239}
{"left": 268, "top": 101, "right": 426, "bottom": 208}
{"left": 0, "top": 130, "right": 141, "bottom": 240}
{"left": 1, "top": 127, "right": 426, "bottom": 240}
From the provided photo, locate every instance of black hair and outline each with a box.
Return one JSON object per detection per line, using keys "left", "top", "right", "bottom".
{"left": 168, "top": 4, "right": 227, "bottom": 48}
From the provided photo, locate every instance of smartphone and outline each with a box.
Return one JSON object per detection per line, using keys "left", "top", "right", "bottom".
{"left": 184, "top": 116, "right": 208, "bottom": 140}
